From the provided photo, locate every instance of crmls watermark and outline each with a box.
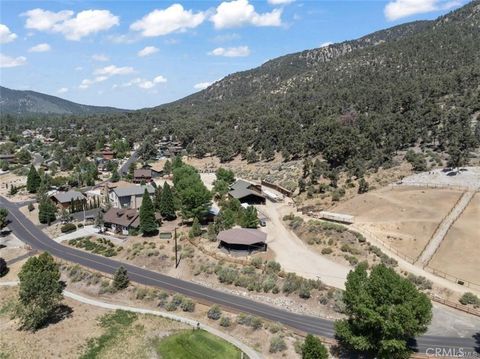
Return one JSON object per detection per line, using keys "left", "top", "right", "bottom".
{"left": 425, "top": 348, "right": 479, "bottom": 357}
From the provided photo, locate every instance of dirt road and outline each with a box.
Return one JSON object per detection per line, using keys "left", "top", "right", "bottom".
{"left": 258, "top": 200, "right": 350, "bottom": 289}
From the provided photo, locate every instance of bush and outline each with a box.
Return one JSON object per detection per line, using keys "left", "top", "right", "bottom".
{"left": 266, "top": 260, "right": 281, "bottom": 273}
{"left": 237, "top": 314, "right": 263, "bottom": 329}
{"left": 269, "top": 335, "right": 287, "bottom": 353}
{"left": 250, "top": 256, "right": 263, "bottom": 269}
{"left": 321, "top": 247, "right": 333, "bottom": 255}
{"left": 207, "top": 305, "right": 222, "bottom": 320}
{"left": 0, "top": 257, "right": 8, "bottom": 277}
{"left": 459, "top": 292, "right": 480, "bottom": 306}
{"left": 219, "top": 316, "right": 231, "bottom": 327}
{"left": 407, "top": 274, "right": 433, "bottom": 290}
{"left": 269, "top": 322, "right": 283, "bottom": 333}
{"left": 28, "top": 203, "right": 34, "bottom": 212}
{"left": 302, "top": 334, "right": 329, "bottom": 359}
{"left": 180, "top": 298, "right": 195, "bottom": 312}
{"left": 61, "top": 223, "right": 77, "bottom": 233}
{"left": 299, "top": 282, "right": 311, "bottom": 299}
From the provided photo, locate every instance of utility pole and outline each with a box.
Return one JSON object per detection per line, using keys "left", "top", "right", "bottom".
{"left": 174, "top": 227, "right": 178, "bottom": 268}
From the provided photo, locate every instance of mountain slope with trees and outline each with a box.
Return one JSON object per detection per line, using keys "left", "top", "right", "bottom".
{"left": 0, "top": 86, "right": 125, "bottom": 115}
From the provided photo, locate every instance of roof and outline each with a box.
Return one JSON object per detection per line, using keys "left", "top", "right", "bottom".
{"left": 218, "top": 228, "right": 267, "bottom": 245}
{"left": 51, "top": 190, "right": 85, "bottom": 203}
{"left": 104, "top": 208, "right": 139, "bottom": 227}
{"left": 112, "top": 184, "right": 155, "bottom": 198}
{"left": 134, "top": 168, "right": 152, "bottom": 177}
{"left": 229, "top": 179, "right": 265, "bottom": 200}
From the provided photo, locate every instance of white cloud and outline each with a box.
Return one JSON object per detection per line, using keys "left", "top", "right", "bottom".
{"left": 79, "top": 75, "right": 109, "bottom": 89}
{"left": 57, "top": 87, "right": 68, "bottom": 94}
{"left": 92, "top": 54, "right": 109, "bottom": 61}
{"left": 119, "top": 75, "right": 167, "bottom": 90}
{"left": 211, "top": 0, "right": 282, "bottom": 29}
{"left": 209, "top": 46, "right": 250, "bottom": 57}
{"left": 268, "top": 0, "right": 295, "bottom": 4}
{"left": 131, "top": 4, "right": 206, "bottom": 37}
{"left": 94, "top": 65, "right": 135, "bottom": 76}
{"left": 0, "top": 24, "right": 17, "bottom": 44}
{"left": 153, "top": 75, "right": 167, "bottom": 83}
{"left": 320, "top": 41, "right": 333, "bottom": 48}
{"left": 28, "top": 43, "right": 51, "bottom": 52}
{"left": 138, "top": 46, "right": 159, "bottom": 57}
{"left": 194, "top": 82, "right": 211, "bottom": 90}
{"left": 0, "top": 54, "right": 27, "bottom": 68}
{"left": 384, "top": 0, "right": 460, "bottom": 21}
{"left": 22, "top": 8, "right": 119, "bottom": 40}
{"left": 107, "top": 33, "right": 138, "bottom": 44}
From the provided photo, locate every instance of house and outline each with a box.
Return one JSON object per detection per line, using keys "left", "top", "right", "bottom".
{"left": 50, "top": 190, "right": 86, "bottom": 209}
{"left": 228, "top": 179, "right": 266, "bottom": 205}
{"left": 217, "top": 228, "right": 267, "bottom": 253}
{"left": 103, "top": 208, "right": 139, "bottom": 234}
{"left": 133, "top": 168, "right": 152, "bottom": 184}
{"left": 109, "top": 184, "right": 155, "bottom": 209}
{"left": 101, "top": 149, "right": 115, "bottom": 160}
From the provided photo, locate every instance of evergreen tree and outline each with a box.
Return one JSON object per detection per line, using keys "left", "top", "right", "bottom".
{"left": 26, "top": 165, "right": 41, "bottom": 193}
{"left": 110, "top": 168, "right": 120, "bottom": 182}
{"left": 159, "top": 183, "right": 176, "bottom": 220}
{"left": 335, "top": 263, "right": 432, "bottom": 358}
{"left": 139, "top": 189, "right": 157, "bottom": 235}
{"left": 16, "top": 253, "right": 63, "bottom": 330}
{"left": 207, "top": 223, "right": 217, "bottom": 241}
{"left": 0, "top": 208, "right": 8, "bottom": 229}
{"left": 112, "top": 266, "right": 129, "bottom": 290}
{"left": 163, "top": 159, "right": 172, "bottom": 175}
{"left": 358, "top": 178, "right": 369, "bottom": 194}
{"left": 172, "top": 155, "right": 183, "bottom": 169}
{"left": 302, "top": 335, "right": 328, "bottom": 359}
{"left": 0, "top": 257, "right": 8, "bottom": 277}
{"left": 38, "top": 197, "right": 57, "bottom": 225}
{"left": 153, "top": 185, "right": 163, "bottom": 211}
{"left": 95, "top": 211, "right": 104, "bottom": 230}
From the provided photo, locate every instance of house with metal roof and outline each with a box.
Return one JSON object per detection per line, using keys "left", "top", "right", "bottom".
{"left": 108, "top": 184, "right": 155, "bottom": 209}
{"left": 218, "top": 228, "right": 267, "bottom": 253}
{"left": 228, "top": 179, "right": 266, "bottom": 205}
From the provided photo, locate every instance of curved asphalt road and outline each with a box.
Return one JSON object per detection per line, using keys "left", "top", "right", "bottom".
{"left": 1, "top": 196, "right": 478, "bottom": 356}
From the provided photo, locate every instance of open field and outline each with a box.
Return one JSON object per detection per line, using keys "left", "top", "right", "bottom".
{"left": 155, "top": 329, "right": 242, "bottom": 359}
{"left": 332, "top": 186, "right": 464, "bottom": 260}
{"left": 428, "top": 193, "right": 480, "bottom": 285}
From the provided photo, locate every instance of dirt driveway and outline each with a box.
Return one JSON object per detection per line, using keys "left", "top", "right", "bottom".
{"left": 258, "top": 200, "right": 350, "bottom": 289}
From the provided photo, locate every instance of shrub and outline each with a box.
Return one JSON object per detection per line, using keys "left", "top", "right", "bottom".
{"left": 61, "top": 223, "right": 77, "bottom": 233}
{"left": 237, "top": 314, "right": 263, "bottom": 329}
{"left": 217, "top": 267, "right": 238, "bottom": 285}
{"left": 220, "top": 316, "right": 231, "bottom": 327}
{"left": 250, "top": 256, "right": 263, "bottom": 269}
{"left": 180, "top": 298, "right": 195, "bottom": 312}
{"left": 28, "top": 203, "right": 34, "bottom": 212}
{"left": 321, "top": 247, "right": 333, "bottom": 255}
{"left": 135, "top": 288, "right": 149, "bottom": 300}
{"left": 269, "top": 322, "right": 283, "bottom": 334}
{"left": 299, "top": 282, "right": 311, "bottom": 299}
{"left": 165, "top": 301, "right": 178, "bottom": 311}
{"left": 282, "top": 273, "right": 302, "bottom": 294}
{"left": 207, "top": 305, "right": 222, "bottom": 320}
{"left": 407, "top": 274, "right": 433, "bottom": 290}
{"left": 459, "top": 292, "right": 480, "bottom": 306}
{"left": 77, "top": 223, "right": 84, "bottom": 228}
{"left": 269, "top": 335, "right": 287, "bottom": 353}
{"left": 266, "top": 260, "right": 281, "bottom": 273}
{"left": 0, "top": 257, "right": 9, "bottom": 277}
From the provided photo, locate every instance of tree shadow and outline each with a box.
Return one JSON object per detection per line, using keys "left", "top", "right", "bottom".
{"left": 330, "top": 343, "right": 373, "bottom": 359}
{"left": 42, "top": 304, "right": 74, "bottom": 328}
{"left": 474, "top": 332, "right": 480, "bottom": 354}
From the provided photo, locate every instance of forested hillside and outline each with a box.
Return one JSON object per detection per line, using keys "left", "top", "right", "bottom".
{"left": 2, "top": 1, "right": 479, "bottom": 172}
{"left": 0, "top": 86, "right": 125, "bottom": 115}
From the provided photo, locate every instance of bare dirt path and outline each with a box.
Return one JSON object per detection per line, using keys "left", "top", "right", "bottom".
{"left": 258, "top": 200, "right": 350, "bottom": 289}
{"left": 416, "top": 190, "right": 476, "bottom": 267}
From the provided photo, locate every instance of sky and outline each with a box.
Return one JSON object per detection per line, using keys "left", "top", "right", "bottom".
{"left": 0, "top": 0, "right": 467, "bottom": 110}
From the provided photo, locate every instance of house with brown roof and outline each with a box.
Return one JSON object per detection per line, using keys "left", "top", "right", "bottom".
{"left": 133, "top": 168, "right": 152, "bottom": 184}
{"left": 217, "top": 228, "right": 267, "bottom": 253}
{"left": 50, "top": 190, "right": 86, "bottom": 209}
{"left": 103, "top": 208, "right": 139, "bottom": 234}
{"left": 108, "top": 183, "right": 155, "bottom": 209}
{"left": 228, "top": 180, "right": 266, "bottom": 205}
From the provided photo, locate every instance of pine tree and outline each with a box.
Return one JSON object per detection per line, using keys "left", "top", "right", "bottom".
{"left": 163, "top": 160, "right": 172, "bottom": 175}
{"left": 240, "top": 206, "right": 259, "bottom": 228}
{"left": 302, "top": 335, "right": 328, "bottom": 359}
{"left": 26, "top": 165, "right": 41, "bottom": 193}
{"left": 111, "top": 168, "right": 120, "bottom": 182}
{"left": 139, "top": 189, "right": 157, "bottom": 235}
{"left": 38, "top": 197, "right": 57, "bottom": 225}
{"left": 112, "top": 266, "right": 129, "bottom": 290}
{"left": 159, "top": 183, "right": 176, "bottom": 220}
{"left": 153, "top": 185, "right": 163, "bottom": 211}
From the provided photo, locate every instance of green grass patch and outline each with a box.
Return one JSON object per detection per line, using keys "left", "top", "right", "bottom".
{"left": 80, "top": 310, "right": 137, "bottom": 359}
{"left": 155, "top": 330, "right": 243, "bottom": 359}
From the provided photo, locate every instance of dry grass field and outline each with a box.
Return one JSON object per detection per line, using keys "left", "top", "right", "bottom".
{"left": 332, "top": 186, "right": 464, "bottom": 260}
{"left": 428, "top": 193, "right": 480, "bottom": 285}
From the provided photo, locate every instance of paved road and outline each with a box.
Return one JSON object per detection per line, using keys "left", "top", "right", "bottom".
{"left": 119, "top": 149, "right": 139, "bottom": 175}
{"left": 0, "top": 196, "right": 478, "bottom": 356}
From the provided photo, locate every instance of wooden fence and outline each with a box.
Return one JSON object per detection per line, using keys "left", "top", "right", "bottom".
{"left": 424, "top": 266, "right": 480, "bottom": 292}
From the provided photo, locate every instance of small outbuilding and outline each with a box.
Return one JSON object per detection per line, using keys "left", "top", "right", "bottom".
{"left": 218, "top": 228, "right": 267, "bottom": 253}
